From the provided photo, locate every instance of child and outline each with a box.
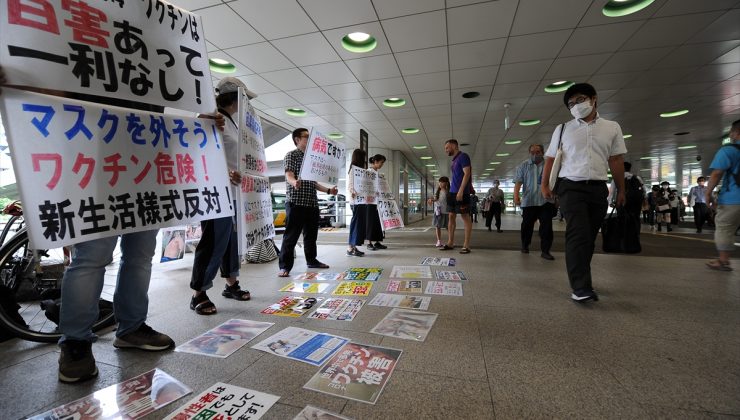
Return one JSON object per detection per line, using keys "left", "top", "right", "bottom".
{"left": 653, "top": 187, "right": 672, "bottom": 232}
{"left": 428, "top": 177, "right": 450, "bottom": 247}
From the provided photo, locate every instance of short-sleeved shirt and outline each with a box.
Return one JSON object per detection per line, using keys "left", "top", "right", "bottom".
{"left": 514, "top": 159, "right": 547, "bottom": 207}
{"left": 284, "top": 148, "right": 318, "bottom": 207}
{"left": 545, "top": 114, "right": 627, "bottom": 181}
{"left": 709, "top": 144, "right": 740, "bottom": 205}
{"left": 486, "top": 187, "right": 504, "bottom": 203}
{"left": 450, "top": 151, "right": 472, "bottom": 193}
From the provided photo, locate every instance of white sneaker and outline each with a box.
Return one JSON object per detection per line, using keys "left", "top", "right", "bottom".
{"left": 435, "top": 241, "right": 442, "bottom": 247}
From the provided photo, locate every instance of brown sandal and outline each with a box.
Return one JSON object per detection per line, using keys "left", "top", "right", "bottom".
{"left": 278, "top": 270, "right": 290, "bottom": 277}
{"left": 190, "top": 292, "right": 217, "bottom": 315}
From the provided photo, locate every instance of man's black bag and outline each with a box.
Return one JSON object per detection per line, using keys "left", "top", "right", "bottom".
{"left": 602, "top": 208, "right": 641, "bottom": 254}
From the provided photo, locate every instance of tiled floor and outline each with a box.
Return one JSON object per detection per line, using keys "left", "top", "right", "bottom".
{"left": 1, "top": 215, "right": 738, "bottom": 419}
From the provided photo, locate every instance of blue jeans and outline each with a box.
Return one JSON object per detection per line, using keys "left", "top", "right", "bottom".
{"left": 59, "top": 229, "right": 158, "bottom": 343}
{"left": 190, "top": 215, "right": 239, "bottom": 292}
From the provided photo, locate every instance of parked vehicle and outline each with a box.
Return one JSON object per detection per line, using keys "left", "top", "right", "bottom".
{"left": 272, "top": 192, "right": 286, "bottom": 229}
{"left": 319, "top": 194, "right": 345, "bottom": 227}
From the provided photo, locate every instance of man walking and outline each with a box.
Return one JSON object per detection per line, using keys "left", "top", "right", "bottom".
{"left": 485, "top": 180, "right": 505, "bottom": 232}
{"left": 514, "top": 144, "right": 556, "bottom": 260}
{"left": 441, "top": 139, "right": 473, "bottom": 254}
{"left": 688, "top": 176, "right": 709, "bottom": 233}
{"left": 541, "top": 83, "right": 627, "bottom": 302}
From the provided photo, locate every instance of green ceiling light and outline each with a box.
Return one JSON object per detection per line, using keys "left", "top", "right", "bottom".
{"left": 425, "top": 164, "right": 435, "bottom": 167}
{"left": 328, "top": 133, "right": 344, "bottom": 139}
{"left": 490, "top": 161, "right": 501, "bottom": 165}
{"left": 544, "top": 80, "right": 574, "bottom": 93}
{"left": 623, "top": 134, "right": 633, "bottom": 139}
{"left": 660, "top": 109, "right": 689, "bottom": 118}
{"left": 383, "top": 97, "right": 406, "bottom": 108}
{"left": 518, "top": 119, "right": 540, "bottom": 126}
{"left": 420, "top": 156, "right": 432, "bottom": 160}
{"left": 496, "top": 153, "right": 510, "bottom": 157}
{"left": 677, "top": 145, "right": 696, "bottom": 150}
{"left": 722, "top": 137, "right": 731, "bottom": 145}
{"left": 640, "top": 156, "right": 657, "bottom": 160}
{"left": 504, "top": 139, "right": 522, "bottom": 145}
{"left": 602, "top": 0, "right": 655, "bottom": 17}
{"left": 412, "top": 145, "right": 427, "bottom": 149}
{"left": 402, "top": 128, "right": 420, "bottom": 134}
{"left": 285, "top": 108, "right": 306, "bottom": 116}
{"left": 209, "top": 58, "right": 236, "bottom": 74}
{"left": 341, "top": 32, "right": 377, "bottom": 53}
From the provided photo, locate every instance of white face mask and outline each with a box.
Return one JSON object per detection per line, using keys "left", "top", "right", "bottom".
{"left": 570, "top": 100, "right": 593, "bottom": 119}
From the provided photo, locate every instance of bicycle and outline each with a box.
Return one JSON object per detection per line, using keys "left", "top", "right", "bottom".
{"left": 0, "top": 201, "right": 25, "bottom": 248}
{"left": 0, "top": 206, "right": 117, "bottom": 343}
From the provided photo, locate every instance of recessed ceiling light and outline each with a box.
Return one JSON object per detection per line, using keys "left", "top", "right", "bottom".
{"left": 209, "top": 58, "right": 236, "bottom": 74}
{"left": 402, "top": 128, "right": 420, "bottom": 134}
{"left": 504, "top": 139, "right": 521, "bottom": 145}
{"left": 462, "top": 91, "right": 480, "bottom": 99}
{"left": 420, "top": 156, "right": 432, "bottom": 160}
{"left": 518, "top": 119, "right": 540, "bottom": 126}
{"left": 425, "top": 164, "right": 435, "bottom": 167}
{"left": 640, "top": 156, "right": 657, "bottom": 160}
{"left": 602, "top": 0, "right": 655, "bottom": 17}
{"left": 544, "top": 81, "right": 575, "bottom": 93}
{"left": 660, "top": 109, "right": 689, "bottom": 118}
{"left": 412, "top": 145, "right": 427, "bottom": 149}
{"left": 490, "top": 161, "right": 501, "bottom": 165}
{"left": 496, "top": 153, "right": 510, "bottom": 157}
{"left": 285, "top": 108, "right": 306, "bottom": 116}
{"left": 623, "top": 134, "right": 632, "bottom": 139}
{"left": 341, "top": 32, "right": 377, "bottom": 53}
{"left": 677, "top": 145, "right": 696, "bottom": 149}
{"left": 383, "top": 98, "right": 406, "bottom": 108}
{"left": 328, "top": 133, "right": 344, "bottom": 139}
{"left": 460, "top": 143, "right": 470, "bottom": 146}
{"left": 674, "top": 131, "right": 690, "bottom": 136}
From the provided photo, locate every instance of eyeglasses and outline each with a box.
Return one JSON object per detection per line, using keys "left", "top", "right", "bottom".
{"left": 567, "top": 95, "right": 589, "bottom": 109}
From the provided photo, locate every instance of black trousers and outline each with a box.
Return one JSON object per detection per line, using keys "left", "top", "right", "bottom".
{"left": 486, "top": 203, "right": 502, "bottom": 230}
{"left": 557, "top": 180, "right": 608, "bottom": 293}
{"left": 279, "top": 203, "right": 319, "bottom": 272}
{"left": 520, "top": 203, "right": 555, "bottom": 252}
{"left": 693, "top": 203, "right": 708, "bottom": 231}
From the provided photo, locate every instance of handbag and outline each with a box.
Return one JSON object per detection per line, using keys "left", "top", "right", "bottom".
{"left": 602, "top": 208, "right": 641, "bottom": 254}
{"left": 548, "top": 124, "right": 566, "bottom": 192}
{"left": 246, "top": 239, "right": 279, "bottom": 263}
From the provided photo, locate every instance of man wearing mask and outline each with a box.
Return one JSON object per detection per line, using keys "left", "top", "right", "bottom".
{"left": 514, "top": 144, "right": 555, "bottom": 260}
{"left": 485, "top": 180, "right": 505, "bottom": 232}
{"left": 688, "top": 177, "right": 709, "bottom": 233}
{"left": 541, "top": 83, "right": 627, "bottom": 302}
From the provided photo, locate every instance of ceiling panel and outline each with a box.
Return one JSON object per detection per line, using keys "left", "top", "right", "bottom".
{"left": 447, "top": 0, "right": 518, "bottom": 44}
{"left": 236, "top": 74, "right": 281, "bottom": 95}
{"left": 261, "top": 68, "right": 317, "bottom": 91}
{"left": 345, "top": 54, "right": 402, "bottom": 81}
{"left": 509, "top": 0, "right": 591, "bottom": 36}
{"left": 286, "top": 87, "right": 333, "bottom": 104}
{"left": 560, "top": 20, "right": 645, "bottom": 57}
{"left": 502, "top": 30, "right": 572, "bottom": 65}
{"left": 381, "top": 11, "right": 448, "bottom": 53}
{"left": 396, "top": 47, "right": 449, "bottom": 76}
{"left": 361, "top": 78, "right": 409, "bottom": 97}
{"left": 450, "top": 67, "right": 498, "bottom": 89}
{"left": 448, "top": 39, "right": 507, "bottom": 70}
{"left": 323, "top": 82, "right": 371, "bottom": 101}
{"left": 224, "top": 43, "right": 293, "bottom": 73}
{"left": 257, "top": 92, "right": 302, "bottom": 108}
{"left": 621, "top": 12, "right": 724, "bottom": 51}
{"left": 304, "top": 102, "right": 346, "bottom": 114}
{"left": 230, "top": 0, "right": 317, "bottom": 39}
{"left": 688, "top": 9, "right": 740, "bottom": 43}
{"left": 373, "top": 0, "right": 445, "bottom": 20}
{"left": 197, "top": 4, "right": 264, "bottom": 49}
{"left": 272, "top": 33, "right": 342, "bottom": 67}
{"left": 352, "top": 110, "right": 388, "bottom": 122}
{"left": 298, "top": 0, "right": 378, "bottom": 30}
{"left": 404, "top": 72, "right": 450, "bottom": 93}
{"left": 496, "top": 60, "right": 552, "bottom": 84}
{"left": 171, "top": 0, "right": 221, "bottom": 11}
{"left": 337, "top": 98, "right": 381, "bottom": 113}
{"left": 301, "top": 62, "right": 359, "bottom": 86}
{"left": 654, "top": 0, "right": 739, "bottom": 17}
{"left": 412, "top": 90, "right": 451, "bottom": 107}
{"left": 599, "top": 47, "right": 673, "bottom": 73}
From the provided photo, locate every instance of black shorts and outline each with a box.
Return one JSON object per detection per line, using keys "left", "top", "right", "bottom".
{"left": 446, "top": 192, "right": 471, "bottom": 214}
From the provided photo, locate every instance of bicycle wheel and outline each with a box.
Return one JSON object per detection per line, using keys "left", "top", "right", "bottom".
{"left": 0, "top": 215, "right": 24, "bottom": 248}
{"left": 0, "top": 229, "right": 116, "bottom": 343}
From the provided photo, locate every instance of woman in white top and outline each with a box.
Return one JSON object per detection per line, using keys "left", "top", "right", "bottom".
{"left": 428, "top": 176, "right": 450, "bottom": 247}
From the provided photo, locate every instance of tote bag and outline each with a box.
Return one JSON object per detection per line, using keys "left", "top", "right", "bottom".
{"left": 548, "top": 124, "right": 565, "bottom": 191}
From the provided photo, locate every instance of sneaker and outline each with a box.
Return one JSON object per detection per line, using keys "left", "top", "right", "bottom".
{"left": 346, "top": 248, "right": 364, "bottom": 257}
{"left": 373, "top": 243, "right": 387, "bottom": 250}
{"left": 113, "top": 323, "right": 174, "bottom": 351}
{"left": 366, "top": 243, "right": 376, "bottom": 251}
{"left": 59, "top": 340, "right": 98, "bottom": 383}
{"left": 571, "top": 290, "right": 599, "bottom": 303}
{"left": 435, "top": 240, "right": 443, "bottom": 247}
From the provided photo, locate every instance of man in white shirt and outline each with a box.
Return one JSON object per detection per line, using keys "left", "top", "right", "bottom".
{"left": 541, "top": 83, "right": 627, "bottom": 303}
{"left": 687, "top": 176, "right": 709, "bottom": 233}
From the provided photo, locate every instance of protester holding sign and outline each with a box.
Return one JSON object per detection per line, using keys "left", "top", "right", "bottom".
{"left": 278, "top": 128, "right": 339, "bottom": 277}
{"left": 190, "top": 78, "right": 253, "bottom": 316}
{"left": 366, "top": 154, "right": 387, "bottom": 250}
{"left": 347, "top": 150, "right": 368, "bottom": 257}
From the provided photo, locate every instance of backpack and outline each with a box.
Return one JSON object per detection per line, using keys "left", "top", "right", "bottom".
{"left": 246, "top": 239, "right": 279, "bottom": 263}
{"left": 623, "top": 175, "right": 645, "bottom": 211}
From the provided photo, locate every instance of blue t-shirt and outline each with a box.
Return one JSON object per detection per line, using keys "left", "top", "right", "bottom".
{"left": 450, "top": 152, "right": 472, "bottom": 193}
{"left": 709, "top": 144, "right": 740, "bottom": 205}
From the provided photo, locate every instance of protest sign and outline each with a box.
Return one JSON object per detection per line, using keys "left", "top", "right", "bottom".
{"left": 237, "top": 173, "right": 274, "bottom": 252}
{"left": 260, "top": 296, "right": 323, "bottom": 317}
{"left": 386, "top": 280, "right": 423, "bottom": 293}
{"left": 368, "top": 293, "right": 431, "bottom": 311}
{"left": 389, "top": 266, "right": 432, "bottom": 279}
{"left": 298, "top": 129, "right": 344, "bottom": 185}
{"left": 238, "top": 93, "right": 267, "bottom": 177}
{"left": 160, "top": 228, "right": 185, "bottom": 262}
{"left": 370, "top": 308, "right": 438, "bottom": 342}
{"left": 331, "top": 281, "right": 373, "bottom": 296}
{"left": 165, "top": 383, "right": 279, "bottom": 420}
{"left": 279, "top": 282, "right": 331, "bottom": 294}
{"left": 343, "top": 267, "right": 382, "bottom": 281}
{"left": 0, "top": 0, "right": 215, "bottom": 114}
{"left": 378, "top": 198, "right": 403, "bottom": 230}
{"left": 0, "top": 88, "right": 232, "bottom": 248}
{"left": 350, "top": 166, "right": 376, "bottom": 204}
{"left": 420, "top": 257, "right": 456, "bottom": 266}
{"left": 424, "top": 281, "right": 463, "bottom": 296}
{"left": 308, "top": 298, "right": 364, "bottom": 321}
{"left": 435, "top": 270, "right": 468, "bottom": 281}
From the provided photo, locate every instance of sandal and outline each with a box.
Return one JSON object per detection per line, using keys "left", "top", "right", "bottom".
{"left": 190, "top": 292, "right": 217, "bottom": 315}
{"left": 278, "top": 270, "right": 290, "bottom": 277}
{"left": 706, "top": 259, "right": 732, "bottom": 272}
{"left": 440, "top": 244, "right": 454, "bottom": 251}
{"left": 222, "top": 281, "right": 251, "bottom": 301}
{"left": 459, "top": 247, "right": 471, "bottom": 254}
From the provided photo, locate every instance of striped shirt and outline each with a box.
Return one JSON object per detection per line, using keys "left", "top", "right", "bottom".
{"left": 514, "top": 159, "right": 547, "bottom": 207}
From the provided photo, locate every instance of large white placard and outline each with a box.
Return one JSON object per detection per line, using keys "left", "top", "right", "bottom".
{"left": 237, "top": 173, "right": 274, "bottom": 252}
{"left": 298, "top": 129, "right": 344, "bottom": 185}
{"left": 0, "top": 0, "right": 215, "bottom": 114}
{"left": 351, "top": 166, "right": 376, "bottom": 205}
{"left": 0, "top": 88, "right": 232, "bottom": 248}
{"left": 378, "top": 198, "right": 404, "bottom": 230}
{"left": 238, "top": 92, "right": 267, "bottom": 176}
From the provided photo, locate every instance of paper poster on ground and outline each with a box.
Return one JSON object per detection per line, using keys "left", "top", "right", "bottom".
{"left": 370, "top": 308, "right": 438, "bottom": 342}
{"left": 308, "top": 298, "right": 364, "bottom": 321}
{"left": 343, "top": 267, "right": 382, "bottom": 281}
{"left": 351, "top": 166, "right": 377, "bottom": 205}
{"left": 424, "top": 281, "right": 463, "bottom": 296}
{"left": 0, "top": 0, "right": 215, "bottom": 114}
{"left": 175, "top": 319, "right": 274, "bottom": 358}
{"left": 0, "top": 89, "right": 232, "bottom": 249}
{"left": 368, "top": 293, "right": 431, "bottom": 311}
{"left": 293, "top": 272, "right": 345, "bottom": 281}
{"left": 160, "top": 228, "right": 186, "bottom": 262}
{"left": 386, "top": 280, "right": 423, "bottom": 293}
{"left": 261, "top": 296, "right": 324, "bottom": 317}
{"left": 30, "top": 369, "right": 190, "bottom": 420}
{"left": 279, "top": 282, "right": 331, "bottom": 294}
{"left": 298, "top": 129, "right": 344, "bottom": 185}
{"left": 435, "top": 270, "right": 468, "bottom": 281}
{"left": 332, "top": 281, "right": 373, "bottom": 296}
{"left": 251, "top": 326, "right": 349, "bottom": 366}
{"left": 164, "top": 383, "right": 279, "bottom": 420}
{"left": 420, "top": 257, "right": 456, "bottom": 266}
{"left": 389, "top": 266, "right": 432, "bottom": 279}
{"left": 294, "top": 405, "right": 353, "bottom": 420}
{"left": 303, "top": 342, "right": 402, "bottom": 405}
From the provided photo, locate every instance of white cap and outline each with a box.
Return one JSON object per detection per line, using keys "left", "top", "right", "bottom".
{"left": 215, "top": 77, "right": 257, "bottom": 99}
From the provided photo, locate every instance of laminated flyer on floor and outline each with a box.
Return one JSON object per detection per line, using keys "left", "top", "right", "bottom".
{"left": 251, "top": 326, "right": 349, "bottom": 366}
{"left": 342, "top": 267, "right": 383, "bottom": 281}
{"left": 30, "top": 369, "right": 190, "bottom": 420}
{"left": 261, "top": 296, "right": 324, "bottom": 317}
{"left": 435, "top": 270, "right": 468, "bottom": 281}
{"left": 175, "top": 319, "right": 274, "bottom": 358}
{"left": 424, "top": 281, "right": 463, "bottom": 296}
{"left": 293, "top": 405, "right": 353, "bottom": 420}
{"left": 308, "top": 298, "right": 365, "bottom": 321}
{"left": 420, "top": 257, "right": 456, "bottom": 266}
{"left": 386, "top": 280, "right": 423, "bottom": 293}
{"left": 293, "top": 272, "right": 345, "bottom": 281}
{"left": 303, "top": 342, "right": 402, "bottom": 405}
{"left": 164, "top": 382, "right": 279, "bottom": 420}
{"left": 370, "top": 308, "right": 438, "bottom": 342}
{"left": 368, "top": 293, "right": 431, "bottom": 310}
{"left": 331, "top": 281, "right": 373, "bottom": 296}
{"left": 279, "top": 282, "right": 331, "bottom": 294}
{"left": 389, "top": 265, "right": 432, "bottom": 279}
